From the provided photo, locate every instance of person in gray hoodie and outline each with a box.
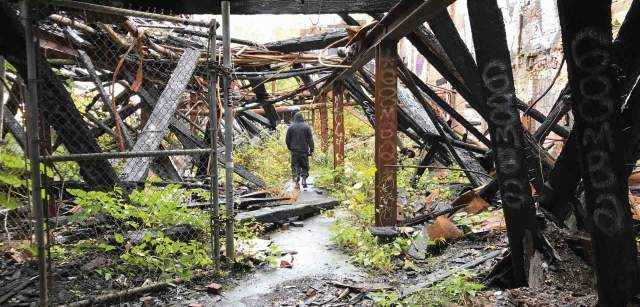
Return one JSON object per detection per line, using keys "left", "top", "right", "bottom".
{"left": 285, "top": 112, "right": 314, "bottom": 188}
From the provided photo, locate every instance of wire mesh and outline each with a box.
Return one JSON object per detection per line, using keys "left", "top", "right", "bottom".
{"left": 1, "top": 2, "right": 222, "bottom": 305}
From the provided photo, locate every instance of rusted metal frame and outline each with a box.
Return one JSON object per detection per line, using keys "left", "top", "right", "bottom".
{"left": 397, "top": 61, "right": 487, "bottom": 187}
{"left": 374, "top": 40, "right": 398, "bottom": 227}
{"left": 237, "top": 75, "right": 329, "bottom": 112}
{"left": 427, "top": 8, "right": 570, "bottom": 141}
{"left": 319, "top": 93, "right": 329, "bottom": 153}
{"left": 265, "top": 29, "right": 349, "bottom": 53}
{"left": 468, "top": 0, "right": 542, "bottom": 287}
{"left": 558, "top": 0, "right": 640, "bottom": 304}
{"left": 317, "top": 0, "right": 455, "bottom": 97}
{"left": 332, "top": 84, "right": 345, "bottom": 169}
{"left": 427, "top": 6, "right": 554, "bottom": 195}
{"left": 235, "top": 66, "right": 330, "bottom": 81}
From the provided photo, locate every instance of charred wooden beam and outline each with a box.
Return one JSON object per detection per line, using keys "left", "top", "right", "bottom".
{"left": 234, "top": 66, "right": 330, "bottom": 81}
{"left": 62, "top": 0, "right": 401, "bottom": 15}
{"left": 558, "top": 0, "right": 640, "bottom": 304}
{"left": 2, "top": 104, "right": 26, "bottom": 149}
{"left": 265, "top": 30, "right": 348, "bottom": 53}
{"left": 121, "top": 48, "right": 201, "bottom": 182}
{"left": 248, "top": 78, "right": 278, "bottom": 128}
{"left": 397, "top": 64, "right": 488, "bottom": 187}
{"left": 468, "top": 0, "right": 542, "bottom": 287}
{"left": 374, "top": 40, "right": 398, "bottom": 227}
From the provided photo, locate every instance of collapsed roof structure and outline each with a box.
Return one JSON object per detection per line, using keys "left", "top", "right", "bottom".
{"left": 2, "top": 0, "right": 640, "bottom": 306}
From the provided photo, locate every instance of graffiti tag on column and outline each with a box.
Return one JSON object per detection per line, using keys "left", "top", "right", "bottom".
{"left": 571, "top": 27, "right": 623, "bottom": 236}
{"left": 481, "top": 60, "right": 530, "bottom": 211}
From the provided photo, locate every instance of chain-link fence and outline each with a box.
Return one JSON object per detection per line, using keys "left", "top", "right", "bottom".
{"left": 0, "top": 2, "right": 230, "bottom": 305}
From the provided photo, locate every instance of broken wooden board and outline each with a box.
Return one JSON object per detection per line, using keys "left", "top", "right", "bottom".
{"left": 236, "top": 198, "right": 338, "bottom": 224}
{"left": 121, "top": 48, "right": 202, "bottom": 182}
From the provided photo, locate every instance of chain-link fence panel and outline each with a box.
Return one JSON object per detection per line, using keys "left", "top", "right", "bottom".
{"left": 0, "top": 2, "right": 223, "bottom": 305}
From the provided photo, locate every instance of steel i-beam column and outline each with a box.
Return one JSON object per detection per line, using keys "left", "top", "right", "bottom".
{"left": 332, "top": 84, "right": 345, "bottom": 170}
{"left": 320, "top": 93, "right": 329, "bottom": 153}
{"left": 374, "top": 40, "right": 398, "bottom": 227}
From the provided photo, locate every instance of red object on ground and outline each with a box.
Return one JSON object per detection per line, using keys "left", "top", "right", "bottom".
{"left": 280, "top": 253, "right": 294, "bottom": 268}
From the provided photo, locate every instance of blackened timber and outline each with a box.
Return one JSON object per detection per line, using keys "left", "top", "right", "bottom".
{"left": 0, "top": 1, "right": 118, "bottom": 188}
{"left": 410, "top": 144, "right": 442, "bottom": 188}
{"left": 374, "top": 40, "right": 398, "bottom": 227}
{"left": 558, "top": 0, "right": 640, "bottom": 304}
{"left": 398, "top": 63, "right": 488, "bottom": 187}
{"left": 532, "top": 86, "right": 571, "bottom": 142}
{"left": 2, "top": 104, "right": 26, "bottom": 149}
{"left": 265, "top": 30, "right": 348, "bottom": 53}
{"left": 468, "top": 0, "right": 542, "bottom": 287}
{"left": 77, "top": 50, "right": 132, "bottom": 149}
{"left": 121, "top": 48, "right": 202, "bottom": 182}
{"left": 68, "top": 0, "right": 400, "bottom": 15}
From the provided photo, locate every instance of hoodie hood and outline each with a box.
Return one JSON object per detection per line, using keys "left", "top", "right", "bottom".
{"left": 293, "top": 112, "right": 305, "bottom": 123}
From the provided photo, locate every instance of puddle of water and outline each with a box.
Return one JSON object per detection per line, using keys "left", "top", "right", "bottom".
{"left": 214, "top": 182, "right": 364, "bottom": 306}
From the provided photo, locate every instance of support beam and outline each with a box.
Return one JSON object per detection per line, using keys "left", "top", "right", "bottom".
{"left": 558, "top": 0, "right": 639, "bottom": 304}
{"left": 333, "top": 84, "right": 345, "bottom": 169}
{"left": 265, "top": 29, "right": 348, "bottom": 53}
{"left": 468, "top": 0, "right": 542, "bottom": 286}
{"left": 374, "top": 40, "right": 398, "bottom": 227}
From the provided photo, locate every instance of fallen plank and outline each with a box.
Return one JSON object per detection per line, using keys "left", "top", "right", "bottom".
{"left": 236, "top": 198, "right": 338, "bottom": 224}
{"left": 121, "top": 48, "right": 202, "bottom": 182}
{"left": 2, "top": 104, "right": 26, "bottom": 149}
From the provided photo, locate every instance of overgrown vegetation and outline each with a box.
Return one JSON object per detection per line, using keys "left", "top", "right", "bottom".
{"left": 371, "top": 270, "right": 485, "bottom": 306}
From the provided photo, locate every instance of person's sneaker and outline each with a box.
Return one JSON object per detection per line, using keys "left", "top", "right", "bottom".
{"left": 302, "top": 178, "right": 308, "bottom": 188}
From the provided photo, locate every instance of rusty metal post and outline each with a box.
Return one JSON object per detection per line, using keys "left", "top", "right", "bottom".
{"left": 374, "top": 40, "right": 398, "bottom": 227}
{"left": 207, "top": 20, "right": 221, "bottom": 271}
{"left": 221, "top": 0, "right": 234, "bottom": 262}
{"left": 320, "top": 93, "right": 329, "bottom": 153}
{"left": 22, "top": 1, "right": 48, "bottom": 305}
{"left": 332, "top": 84, "right": 345, "bottom": 170}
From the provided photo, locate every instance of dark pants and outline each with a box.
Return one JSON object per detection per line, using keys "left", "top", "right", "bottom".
{"left": 291, "top": 152, "right": 309, "bottom": 181}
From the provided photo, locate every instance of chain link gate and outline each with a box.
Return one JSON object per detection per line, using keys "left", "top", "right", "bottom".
{"left": 0, "top": 1, "right": 228, "bottom": 305}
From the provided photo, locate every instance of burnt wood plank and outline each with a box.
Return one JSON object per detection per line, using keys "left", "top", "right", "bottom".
{"left": 121, "top": 48, "right": 202, "bottom": 182}
{"left": 468, "top": 0, "right": 542, "bottom": 286}
{"left": 558, "top": 0, "right": 640, "bottom": 304}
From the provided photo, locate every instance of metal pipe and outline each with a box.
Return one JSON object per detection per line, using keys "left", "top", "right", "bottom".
{"left": 42, "top": 148, "right": 214, "bottom": 162}
{"left": 222, "top": 1, "right": 235, "bottom": 262}
{"left": 0, "top": 56, "right": 5, "bottom": 143}
{"left": 22, "top": 1, "right": 48, "bottom": 305}
{"left": 49, "top": 0, "right": 214, "bottom": 27}
{"left": 207, "top": 21, "right": 221, "bottom": 271}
